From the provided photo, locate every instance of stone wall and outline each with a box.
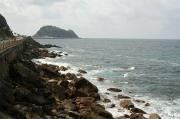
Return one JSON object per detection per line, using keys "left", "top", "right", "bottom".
{"left": 0, "top": 43, "right": 24, "bottom": 80}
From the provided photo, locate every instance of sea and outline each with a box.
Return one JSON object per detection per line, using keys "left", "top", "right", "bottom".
{"left": 34, "top": 38, "right": 180, "bottom": 119}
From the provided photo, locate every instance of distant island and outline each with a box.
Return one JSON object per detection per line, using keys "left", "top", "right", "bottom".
{"left": 33, "top": 25, "right": 79, "bottom": 39}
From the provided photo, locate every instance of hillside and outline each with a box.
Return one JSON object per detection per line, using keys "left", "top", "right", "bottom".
{"left": 33, "top": 25, "right": 79, "bottom": 38}
{"left": 0, "top": 14, "right": 13, "bottom": 40}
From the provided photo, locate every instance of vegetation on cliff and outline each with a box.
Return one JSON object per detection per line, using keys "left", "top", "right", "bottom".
{"left": 34, "top": 25, "right": 79, "bottom": 38}
{"left": 0, "top": 14, "right": 13, "bottom": 40}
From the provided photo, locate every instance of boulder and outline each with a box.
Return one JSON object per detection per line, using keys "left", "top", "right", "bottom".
{"left": 78, "top": 69, "right": 87, "bottom": 74}
{"left": 65, "top": 73, "right": 77, "bottom": 80}
{"left": 117, "top": 95, "right": 131, "bottom": 99}
{"left": 59, "top": 66, "right": 68, "bottom": 71}
{"left": 130, "top": 113, "right": 147, "bottom": 119}
{"left": 97, "top": 77, "right": 106, "bottom": 81}
{"left": 115, "top": 116, "right": 126, "bottom": 119}
{"left": 103, "top": 98, "right": 111, "bottom": 103}
{"left": 74, "top": 77, "right": 99, "bottom": 100}
{"left": 120, "top": 99, "right": 134, "bottom": 109}
{"left": 145, "top": 103, "right": 150, "bottom": 107}
{"left": 107, "top": 88, "right": 122, "bottom": 92}
{"left": 92, "top": 104, "right": 113, "bottom": 119}
{"left": 106, "top": 103, "right": 115, "bottom": 108}
{"left": 149, "top": 113, "right": 161, "bottom": 119}
{"left": 62, "top": 99, "right": 76, "bottom": 112}
{"left": 38, "top": 64, "right": 60, "bottom": 77}
{"left": 130, "top": 108, "right": 146, "bottom": 114}
{"left": 134, "top": 99, "right": 145, "bottom": 103}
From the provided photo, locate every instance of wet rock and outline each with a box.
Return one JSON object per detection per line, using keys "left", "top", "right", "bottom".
{"left": 149, "top": 113, "right": 161, "bottom": 119}
{"left": 145, "top": 103, "right": 150, "bottom": 107}
{"left": 59, "top": 66, "right": 68, "bottom": 71}
{"left": 106, "top": 103, "right": 115, "bottom": 108}
{"left": 44, "top": 44, "right": 62, "bottom": 48}
{"left": 76, "top": 73, "right": 83, "bottom": 77}
{"left": 78, "top": 69, "right": 87, "bottom": 74}
{"left": 117, "top": 95, "right": 131, "bottom": 99}
{"left": 97, "top": 77, "right": 106, "bottom": 81}
{"left": 120, "top": 99, "right": 134, "bottom": 109}
{"left": 103, "top": 98, "right": 111, "bottom": 103}
{"left": 130, "top": 113, "right": 147, "bottom": 119}
{"left": 134, "top": 99, "right": 145, "bottom": 103}
{"left": 124, "top": 114, "right": 130, "bottom": 118}
{"left": 107, "top": 88, "right": 122, "bottom": 92}
{"left": 62, "top": 99, "right": 76, "bottom": 112}
{"left": 66, "top": 73, "right": 77, "bottom": 80}
{"left": 38, "top": 64, "right": 60, "bottom": 77}
{"left": 74, "top": 77, "right": 99, "bottom": 100}
{"left": 130, "top": 108, "right": 146, "bottom": 114}
{"left": 91, "top": 104, "right": 113, "bottom": 119}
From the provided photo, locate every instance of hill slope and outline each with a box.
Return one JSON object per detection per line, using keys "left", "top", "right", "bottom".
{"left": 0, "top": 14, "right": 13, "bottom": 40}
{"left": 34, "top": 25, "right": 79, "bottom": 38}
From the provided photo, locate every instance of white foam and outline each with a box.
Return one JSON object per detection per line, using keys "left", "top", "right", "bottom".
{"left": 123, "top": 73, "right": 129, "bottom": 78}
{"left": 112, "top": 66, "right": 135, "bottom": 72}
{"left": 128, "top": 66, "right": 135, "bottom": 70}
{"left": 32, "top": 58, "right": 79, "bottom": 75}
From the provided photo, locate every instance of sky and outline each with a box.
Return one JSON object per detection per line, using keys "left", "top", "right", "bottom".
{"left": 0, "top": 0, "right": 180, "bottom": 39}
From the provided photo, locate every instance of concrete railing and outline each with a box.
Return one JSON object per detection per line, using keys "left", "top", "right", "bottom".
{"left": 0, "top": 37, "right": 24, "bottom": 53}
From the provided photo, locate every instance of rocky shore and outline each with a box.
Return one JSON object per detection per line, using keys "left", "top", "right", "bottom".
{"left": 0, "top": 36, "right": 161, "bottom": 119}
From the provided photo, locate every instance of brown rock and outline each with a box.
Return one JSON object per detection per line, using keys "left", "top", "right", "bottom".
{"left": 39, "top": 64, "right": 60, "bottom": 77}
{"left": 115, "top": 116, "right": 126, "bottom": 119}
{"left": 62, "top": 99, "right": 76, "bottom": 112}
{"left": 59, "top": 66, "right": 68, "bottom": 71}
{"left": 120, "top": 100, "right": 134, "bottom": 109}
{"left": 66, "top": 73, "right": 77, "bottom": 80}
{"left": 131, "top": 108, "right": 146, "bottom": 114}
{"left": 130, "top": 113, "right": 147, "bottom": 119}
{"left": 76, "top": 73, "right": 83, "bottom": 77}
{"left": 74, "top": 77, "right": 100, "bottom": 100}
{"left": 92, "top": 104, "right": 113, "bottom": 119}
{"left": 107, "top": 88, "right": 122, "bottom": 92}
{"left": 117, "top": 95, "right": 131, "bottom": 99}
{"left": 103, "top": 98, "right": 111, "bottom": 103}
{"left": 149, "top": 113, "right": 161, "bottom": 119}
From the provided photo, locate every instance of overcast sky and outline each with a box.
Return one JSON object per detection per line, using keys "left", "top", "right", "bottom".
{"left": 0, "top": 0, "right": 180, "bottom": 39}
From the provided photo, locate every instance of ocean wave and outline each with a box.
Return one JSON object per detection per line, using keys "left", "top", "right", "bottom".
{"left": 32, "top": 58, "right": 79, "bottom": 75}
{"left": 112, "top": 66, "right": 135, "bottom": 72}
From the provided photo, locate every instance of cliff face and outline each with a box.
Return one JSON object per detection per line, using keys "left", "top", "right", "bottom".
{"left": 0, "top": 14, "right": 13, "bottom": 39}
{"left": 33, "top": 25, "right": 79, "bottom": 38}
